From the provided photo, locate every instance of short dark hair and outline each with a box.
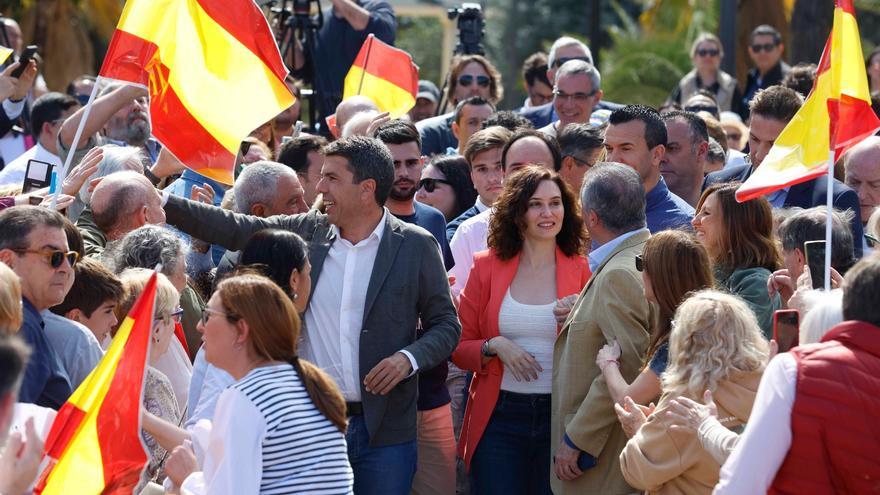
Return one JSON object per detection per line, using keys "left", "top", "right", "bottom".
{"left": 453, "top": 96, "right": 495, "bottom": 125}
{"left": 608, "top": 104, "right": 668, "bottom": 150}
{"left": 661, "top": 110, "right": 709, "bottom": 149}
{"left": 427, "top": 155, "right": 477, "bottom": 219}
{"left": 522, "top": 51, "right": 550, "bottom": 88}
{"left": 481, "top": 110, "right": 533, "bottom": 132}
{"left": 781, "top": 63, "right": 817, "bottom": 99}
{"left": 488, "top": 166, "right": 586, "bottom": 260}
{"left": 30, "top": 92, "right": 78, "bottom": 140}
{"left": 276, "top": 134, "right": 327, "bottom": 176}
{"left": 463, "top": 126, "right": 512, "bottom": 167}
{"left": 749, "top": 85, "right": 803, "bottom": 123}
{"left": 0, "top": 206, "right": 66, "bottom": 251}
{"left": 0, "top": 335, "right": 30, "bottom": 398}
{"left": 777, "top": 207, "right": 855, "bottom": 273}
{"left": 239, "top": 229, "right": 309, "bottom": 295}
{"left": 557, "top": 123, "right": 604, "bottom": 161}
{"left": 751, "top": 24, "right": 782, "bottom": 45}
{"left": 51, "top": 258, "right": 123, "bottom": 318}
{"left": 323, "top": 136, "right": 394, "bottom": 206}
{"left": 842, "top": 255, "right": 880, "bottom": 327}
{"left": 373, "top": 119, "right": 421, "bottom": 149}
{"left": 580, "top": 162, "right": 647, "bottom": 233}
{"left": 501, "top": 129, "right": 563, "bottom": 172}
{"left": 63, "top": 217, "right": 84, "bottom": 258}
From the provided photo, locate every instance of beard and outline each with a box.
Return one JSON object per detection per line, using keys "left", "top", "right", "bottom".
{"left": 389, "top": 180, "right": 417, "bottom": 201}
{"left": 126, "top": 116, "right": 151, "bottom": 144}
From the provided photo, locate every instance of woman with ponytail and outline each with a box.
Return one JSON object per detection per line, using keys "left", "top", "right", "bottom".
{"left": 144, "top": 273, "right": 352, "bottom": 494}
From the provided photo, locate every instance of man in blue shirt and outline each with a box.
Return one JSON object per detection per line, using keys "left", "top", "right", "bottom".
{"left": 0, "top": 206, "right": 73, "bottom": 409}
{"left": 603, "top": 104, "right": 694, "bottom": 233}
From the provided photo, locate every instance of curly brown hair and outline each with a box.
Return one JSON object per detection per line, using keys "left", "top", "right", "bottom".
{"left": 488, "top": 166, "right": 587, "bottom": 260}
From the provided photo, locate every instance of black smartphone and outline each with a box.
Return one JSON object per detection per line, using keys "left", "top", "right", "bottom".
{"left": 803, "top": 240, "right": 826, "bottom": 290}
{"left": 11, "top": 45, "right": 37, "bottom": 78}
{"left": 22, "top": 159, "right": 53, "bottom": 193}
{"left": 773, "top": 309, "right": 800, "bottom": 353}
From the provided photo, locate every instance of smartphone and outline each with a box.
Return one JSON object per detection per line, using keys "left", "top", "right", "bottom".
{"left": 773, "top": 309, "right": 800, "bottom": 353}
{"left": 22, "top": 159, "right": 54, "bottom": 193}
{"left": 803, "top": 240, "right": 826, "bottom": 290}
{"left": 11, "top": 45, "right": 37, "bottom": 78}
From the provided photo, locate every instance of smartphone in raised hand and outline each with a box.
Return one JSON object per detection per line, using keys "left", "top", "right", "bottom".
{"left": 803, "top": 240, "right": 827, "bottom": 290}
{"left": 773, "top": 309, "right": 800, "bottom": 353}
{"left": 10, "top": 45, "right": 37, "bottom": 78}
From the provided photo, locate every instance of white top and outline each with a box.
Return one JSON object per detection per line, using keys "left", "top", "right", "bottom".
{"left": 154, "top": 337, "right": 193, "bottom": 416}
{"left": 0, "top": 142, "right": 62, "bottom": 187}
{"left": 449, "top": 208, "right": 491, "bottom": 299}
{"left": 713, "top": 353, "right": 796, "bottom": 494}
{"left": 186, "top": 348, "right": 235, "bottom": 429}
{"left": 497, "top": 289, "right": 556, "bottom": 394}
{"left": 181, "top": 364, "right": 354, "bottom": 495}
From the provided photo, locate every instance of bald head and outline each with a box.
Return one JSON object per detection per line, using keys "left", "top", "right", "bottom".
{"left": 844, "top": 135, "right": 880, "bottom": 224}
{"left": 336, "top": 96, "right": 379, "bottom": 134}
{"left": 341, "top": 111, "right": 379, "bottom": 138}
{"left": 91, "top": 171, "right": 165, "bottom": 239}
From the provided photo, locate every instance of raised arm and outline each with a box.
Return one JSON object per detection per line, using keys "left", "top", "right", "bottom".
{"left": 59, "top": 84, "right": 147, "bottom": 150}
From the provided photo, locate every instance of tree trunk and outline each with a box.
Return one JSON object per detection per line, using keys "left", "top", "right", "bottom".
{"left": 790, "top": 0, "right": 834, "bottom": 65}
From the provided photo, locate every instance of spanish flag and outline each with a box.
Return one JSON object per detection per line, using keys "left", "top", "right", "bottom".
{"left": 343, "top": 34, "right": 419, "bottom": 119}
{"left": 736, "top": 0, "right": 880, "bottom": 202}
{"left": 99, "top": 0, "right": 295, "bottom": 185}
{"left": 35, "top": 273, "right": 158, "bottom": 494}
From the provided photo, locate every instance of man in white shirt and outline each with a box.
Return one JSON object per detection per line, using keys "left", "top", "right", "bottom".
{"left": 0, "top": 92, "right": 79, "bottom": 187}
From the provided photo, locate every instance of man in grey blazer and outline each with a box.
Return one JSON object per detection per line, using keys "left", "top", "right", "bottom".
{"left": 161, "top": 136, "right": 461, "bottom": 495}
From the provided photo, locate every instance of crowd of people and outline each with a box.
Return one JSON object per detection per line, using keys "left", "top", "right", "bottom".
{"left": 0, "top": 4, "right": 880, "bottom": 495}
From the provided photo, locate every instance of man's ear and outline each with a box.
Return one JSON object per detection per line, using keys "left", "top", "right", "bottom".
{"left": 696, "top": 141, "right": 709, "bottom": 162}
{"left": 360, "top": 178, "right": 377, "bottom": 203}
{"left": 794, "top": 248, "right": 806, "bottom": 267}
{"left": 451, "top": 121, "right": 460, "bottom": 141}
{"left": 65, "top": 308, "right": 86, "bottom": 323}
{"left": 0, "top": 249, "right": 16, "bottom": 268}
{"left": 250, "top": 203, "right": 267, "bottom": 218}
{"left": 651, "top": 144, "right": 666, "bottom": 168}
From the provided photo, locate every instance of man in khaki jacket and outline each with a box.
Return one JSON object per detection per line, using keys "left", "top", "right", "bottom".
{"left": 552, "top": 162, "right": 655, "bottom": 494}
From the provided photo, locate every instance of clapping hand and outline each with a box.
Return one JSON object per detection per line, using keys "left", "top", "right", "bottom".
{"left": 666, "top": 389, "right": 717, "bottom": 432}
{"left": 614, "top": 396, "right": 652, "bottom": 438}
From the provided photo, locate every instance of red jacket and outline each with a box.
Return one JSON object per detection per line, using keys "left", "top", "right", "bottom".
{"left": 451, "top": 247, "right": 590, "bottom": 469}
{"left": 770, "top": 320, "right": 880, "bottom": 494}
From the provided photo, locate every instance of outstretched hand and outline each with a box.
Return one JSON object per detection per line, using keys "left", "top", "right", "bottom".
{"left": 666, "top": 389, "right": 718, "bottom": 432}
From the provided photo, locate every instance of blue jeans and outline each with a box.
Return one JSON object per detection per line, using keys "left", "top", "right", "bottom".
{"left": 346, "top": 414, "right": 417, "bottom": 495}
{"left": 470, "top": 391, "right": 552, "bottom": 495}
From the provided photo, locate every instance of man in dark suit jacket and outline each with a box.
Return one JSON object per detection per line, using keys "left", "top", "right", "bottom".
{"left": 705, "top": 85, "right": 863, "bottom": 258}
{"left": 162, "top": 136, "right": 461, "bottom": 495}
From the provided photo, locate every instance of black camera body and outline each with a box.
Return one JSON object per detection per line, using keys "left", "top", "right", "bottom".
{"left": 447, "top": 3, "right": 485, "bottom": 55}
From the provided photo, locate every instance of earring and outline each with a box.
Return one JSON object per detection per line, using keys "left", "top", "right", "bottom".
{"left": 293, "top": 292, "right": 298, "bottom": 301}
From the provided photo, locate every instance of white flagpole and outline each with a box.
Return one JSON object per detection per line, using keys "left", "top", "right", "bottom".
{"left": 824, "top": 150, "right": 834, "bottom": 291}
{"left": 50, "top": 76, "right": 103, "bottom": 209}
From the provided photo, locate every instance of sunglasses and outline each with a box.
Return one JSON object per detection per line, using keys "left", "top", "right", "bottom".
{"left": 696, "top": 49, "right": 720, "bottom": 57}
{"left": 553, "top": 56, "right": 591, "bottom": 68}
{"left": 685, "top": 105, "right": 719, "bottom": 116}
{"left": 419, "top": 178, "right": 452, "bottom": 193}
{"left": 750, "top": 42, "right": 778, "bottom": 53}
{"left": 635, "top": 254, "right": 644, "bottom": 272}
{"left": 457, "top": 74, "right": 490, "bottom": 88}
{"left": 75, "top": 94, "right": 90, "bottom": 106}
{"left": 14, "top": 248, "right": 78, "bottom": 268}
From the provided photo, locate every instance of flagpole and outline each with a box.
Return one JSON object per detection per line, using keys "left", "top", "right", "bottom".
{"left": 50, "top": 76, "right": 102, "bottom": 209}
{"left": 357, "top": 34, "right": 375, "bottom": 96}
{"left": 823, "top": 150, "right": 834, "bottom": 292}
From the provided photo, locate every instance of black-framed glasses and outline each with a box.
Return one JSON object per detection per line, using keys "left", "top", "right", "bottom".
{"left": 419, "top": 178, "right": 452, "bottom": 193}
{"left": 696, "top": 48, "right": 720, "bottom": 57}
{"left": 553, "top": 56, "right": 591, "bottom": 68}
{"left": 567, "top": 154, "right": 596, "bottom": 169}
{"left": 158, "top": 307, "right": 184, "bottom": 324}
{"left": 553, "top": 89, "right": 598, "bottom": 103}
{"left": 635, "top": 254, "right": 644, "bottom": 272}
{"left": 457, "top": 74, "right": 490, "bottom": 88}
{"left": 750, "top": 42, "right": 778, "bottom": 53}
{"left": 13, "top": 249, "right": 78, "bottom": 268}
{"left": 685, "top": 104, "right": 719, "bottom": 116}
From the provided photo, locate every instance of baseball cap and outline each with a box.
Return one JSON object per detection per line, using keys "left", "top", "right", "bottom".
{"left": 417, "top": 80, "right": 441, "bottom": 103}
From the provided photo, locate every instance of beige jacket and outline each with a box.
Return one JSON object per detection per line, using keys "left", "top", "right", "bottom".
{"left": 619, "top": 369, "right": 763, "bottom": 494}
{"left": 552, "top": 230, "right": 655, "bottom": 495}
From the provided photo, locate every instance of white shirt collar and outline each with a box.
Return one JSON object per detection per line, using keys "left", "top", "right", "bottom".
{"left": 331, "top": 207, "right": 388, "bottom": 246}
{"left": 475, "top": 196, "right": 490, "bottom": 212}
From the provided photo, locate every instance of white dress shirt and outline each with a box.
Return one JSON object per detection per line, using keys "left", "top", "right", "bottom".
{"left": 0, "top": 142, "right": 62, "bottom": 187}
{"left": 714, "top": 353, "right": 796, "bottom": 494}
{"left": 449, "top": 208, "right": 492, "bottom": 298}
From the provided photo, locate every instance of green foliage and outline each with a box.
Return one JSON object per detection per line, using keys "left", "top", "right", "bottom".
{"left": 395, "top": 15, "right": 444, "bottom": 90}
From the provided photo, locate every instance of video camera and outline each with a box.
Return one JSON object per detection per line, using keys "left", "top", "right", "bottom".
{"left": 447, "top": 3, "right": 485, "bottom": 55}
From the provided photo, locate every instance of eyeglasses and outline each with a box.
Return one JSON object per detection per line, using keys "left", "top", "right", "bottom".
{"left": 419, "top": 178, "right": 452, "bottom": 193}
{"left": 553, "top": 56, "right": 591, "bottom": 68}
{"left": 13, "top": 249, "right": 78, "bottom": 268}
{"left": 158, "top": 307, "right": 184, "bottom": 324}
{"left": 635, "top": 254, "right": 644, "bottom": 272}
{"left": 457, "top": 75, "right": 490, "bottom": 88}
{"left": 553, "top": 90, "right": 598, "bottom": 103}
{"left": 567, "top": 155, "right": 596, "bottom": 169}
{"left": 696, "top": 48, "right": 720, "bottom": 57}
{"left": 685, "top": 104, "right": 719, "bottom": 116}
{"left": 750, "top": 42, "right": 778, "bottom": 53}
{"left": 200, "top": 307, "right": 235, "bottom": 326}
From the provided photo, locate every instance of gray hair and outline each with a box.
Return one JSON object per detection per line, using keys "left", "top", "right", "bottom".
{"left": 111, "top": 225, "right": 189, "bottom": 281}
{"left": 234, "top": 161, "right": 296, "bottom": 214}
{"left": 548, "top": 36, "right": 593, "bottom": 68}
{"left": 78, "top": 145, "right": 147, "bottom": 205}
{"left": 580, "top": 162, "right": 646, "bottom": 234}
{"left": 798, "top": 289, "right": 843, "bottom": 345}
{"left": 777, "top": 206, "right": 855, "bottom": 272}
{"left": 554, "top": 60, "right": 601, "bottom": 92}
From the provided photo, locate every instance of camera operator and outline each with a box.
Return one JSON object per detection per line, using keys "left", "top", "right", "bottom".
{"left": 287, "top": 0, "right": 396, "bottom": 137}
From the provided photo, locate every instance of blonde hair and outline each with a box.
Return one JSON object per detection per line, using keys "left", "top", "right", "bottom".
{"left": 113, "top": 268, "right": 179, "bottom": 336}
{"left": 0, "top": 262, "right": 22, "bottom": 335}
{"left": 663, "top": 290, "right": 769, "bottom": 396}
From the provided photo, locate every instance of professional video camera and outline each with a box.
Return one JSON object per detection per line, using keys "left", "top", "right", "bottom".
{"left": 447, "top": 3, "right": 485, "bottom": 56}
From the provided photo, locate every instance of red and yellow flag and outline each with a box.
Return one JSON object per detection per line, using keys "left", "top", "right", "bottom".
{"left": 99, "top": 0, "right": 294, "bottom": 185}
{"left": 35, "top": 273, "right": 158, "bottom": 494}
{"left": 736, "top": 0, "right": 880, "bottom": 202}
{"left": 343, "top": 34, "right": 419, "bottom": 118}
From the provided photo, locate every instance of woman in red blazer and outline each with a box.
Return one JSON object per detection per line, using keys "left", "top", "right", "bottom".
{"left": 452, "top": 166, "right": 590, "bottom": 494}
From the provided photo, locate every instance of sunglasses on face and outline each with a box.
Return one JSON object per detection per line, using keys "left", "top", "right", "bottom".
{"left": 419, "top": 177, "right": 452, "bottom": 193}
{"left": 75, "top": 94, "right": 90, "bottom": 106}
{"left": 750, "top": 42, "right": 778, "bottom": 53}
{"left": 14, "top": 248, "right": 78, "bottom": 268}
{"left": 635, "top": 254, "right": 644, "bottom": 272}
{"left": 685, "top": 105, "right": 719, "bottom": 115}
{"left": 553, "top": 56, "right": 591, "bottom": 68}
{"left": 457, "top": 75, "right": 490, "bottom": 88}
{"left": 696, "top": 49, "right": 720, "bottom": 57}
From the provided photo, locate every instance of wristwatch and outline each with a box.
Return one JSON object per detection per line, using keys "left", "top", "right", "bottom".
{"left": 481, "top": 338, "right": 497, "bottom": 357}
